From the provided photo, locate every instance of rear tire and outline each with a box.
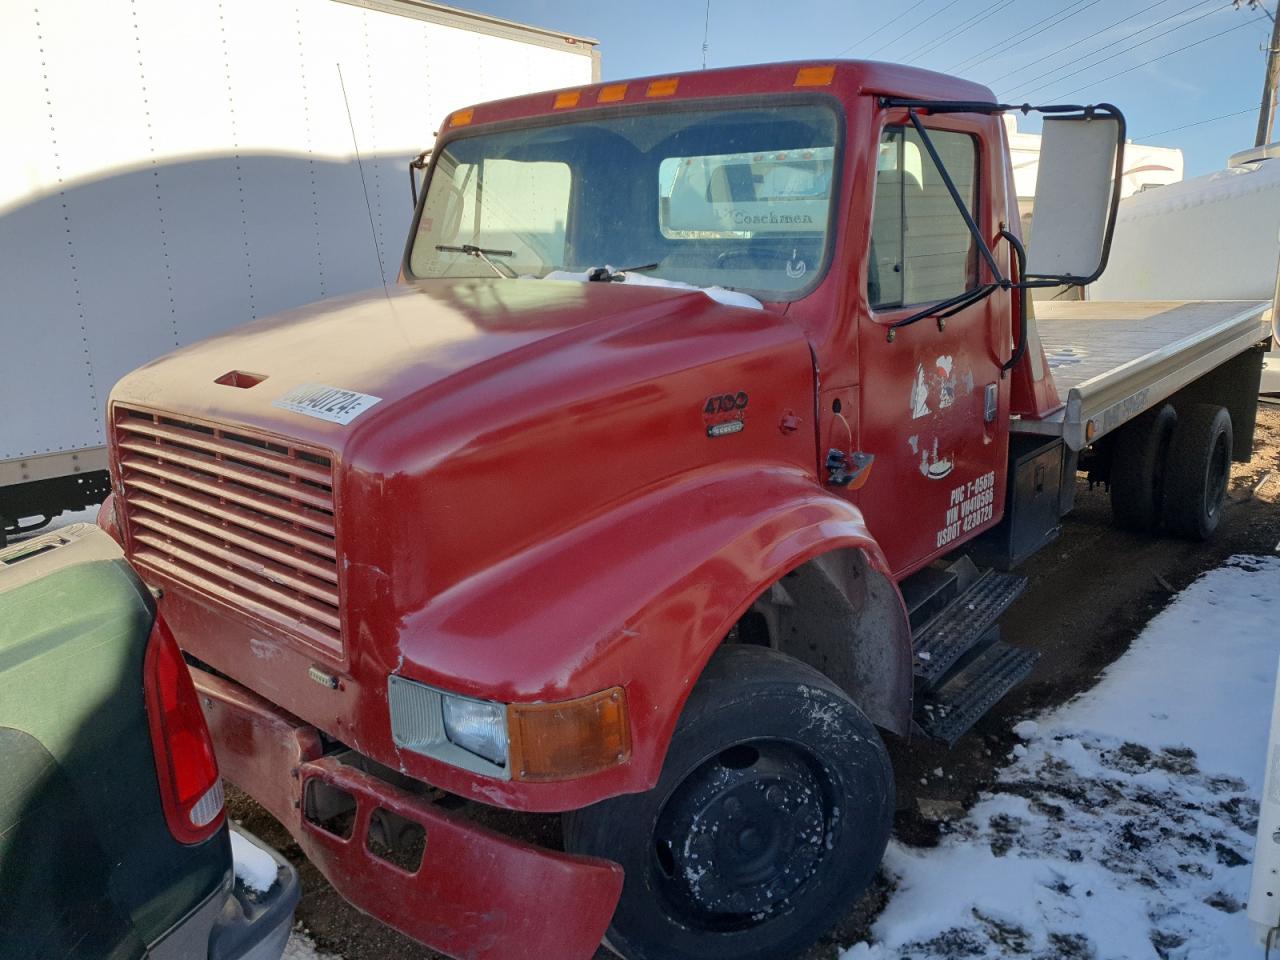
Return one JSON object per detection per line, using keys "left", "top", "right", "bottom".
{"left": 564, "top": 646, "right": 893, "bottom": 960}
{"left": 1110, "top": 403, "right": 1177, "bottom": 533}
{"left": 1162, "top": 403, "right": 1232, "bottom": 541}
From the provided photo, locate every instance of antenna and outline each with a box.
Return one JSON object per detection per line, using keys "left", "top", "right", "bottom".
{"left": 336, "top": 63, "right": 390, "bottom": 297}
{"left": 702, "top": 0, "right": 711, "bottom": 69}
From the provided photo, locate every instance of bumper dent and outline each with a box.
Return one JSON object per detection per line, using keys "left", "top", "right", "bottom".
{"left": 193, "top": 667, "right": 623, "bottom": 960}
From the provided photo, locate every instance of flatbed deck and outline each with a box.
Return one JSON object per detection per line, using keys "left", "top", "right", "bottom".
{"left": 1011, "top": 299, "right": 1271, "bottom": 449}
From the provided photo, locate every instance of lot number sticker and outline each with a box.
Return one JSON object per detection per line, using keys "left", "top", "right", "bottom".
{"left": 273, "top": 384, "right": 382, "bottom": 425}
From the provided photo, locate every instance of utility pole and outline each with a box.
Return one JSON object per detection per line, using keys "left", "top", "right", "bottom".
{"left": 1252, "top": 0, "right": 1280, "bottom": 146}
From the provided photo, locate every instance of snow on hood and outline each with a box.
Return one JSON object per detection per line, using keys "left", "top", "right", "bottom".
{"left": 535, "top": 269, "right": 764, "bottom": 310}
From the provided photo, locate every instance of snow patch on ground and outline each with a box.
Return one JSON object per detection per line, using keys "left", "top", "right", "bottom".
{"left": 284, "top": 930, "right": 343, "bottom": 960}
{"left": 229, "top": 829, "right": 280, "bottom": 894}
{"left": 844, "top": 555, "right": 1280, "bottom": 960}
{"left": 1012, "top": 720, "right": 1039, "bottom": 740}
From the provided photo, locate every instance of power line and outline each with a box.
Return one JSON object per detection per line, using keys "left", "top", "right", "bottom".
{"left": 947, "top": 0, "right": 1101, "bottom": 74}
{"left": 1134, "top": 105, "right": 1256, "bottom": 138}
{"left": 1011, "top": 0, "right": 1227, "bottom": 98}
{"left": 904, "top": 0, "right": 1020, "bottom": 65}
{"left": 868, "top": 0, "right": 967, "bottom": 59}
{"left": 835, "top": 0, "right": 931, "bottom": 57}
{"left": 1241, "top": 0, "right": 1275, "bottom": 22}
{"left": 986, "top": 0, "right": 1192, "bottom": 86}
{"left": 1049, "top": 17, "right": 1255, "bottom": 98}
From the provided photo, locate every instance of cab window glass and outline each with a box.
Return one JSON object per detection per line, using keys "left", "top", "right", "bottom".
{"left": 415, "top": 157, "right": 571, "bottom": 277}
{"left": 869, "top": 127, "right": 978, "bottom": 309}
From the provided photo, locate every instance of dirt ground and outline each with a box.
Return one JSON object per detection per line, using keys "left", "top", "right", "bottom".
{"left": 228, "top": 404, "right": 1280, "bottom": 960}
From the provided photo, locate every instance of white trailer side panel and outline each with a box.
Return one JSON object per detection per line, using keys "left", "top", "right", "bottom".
{"left": 0, "top": 0, "right": 595, "bottom": 479}
{"left": 1089, "top": 158, "right": 1280, "bottom": 391}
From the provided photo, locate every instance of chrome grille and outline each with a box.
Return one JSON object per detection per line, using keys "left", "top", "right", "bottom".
{"left": 113, "top": 406, "right": 342, "bottom": 655}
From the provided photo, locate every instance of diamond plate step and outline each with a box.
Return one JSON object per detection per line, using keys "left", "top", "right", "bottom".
{"left": 915, "top": 640, "right": 1040, "bottom": 747}
{"left": 912, "top": 570, "right": 1028, "bottom": 687}
{"left": 900, "top": 566, "right": 960, "bottom": 632}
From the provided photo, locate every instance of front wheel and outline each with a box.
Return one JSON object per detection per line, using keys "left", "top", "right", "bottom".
{"left": 564, "top": 646, "right": 893, "bottom": 960}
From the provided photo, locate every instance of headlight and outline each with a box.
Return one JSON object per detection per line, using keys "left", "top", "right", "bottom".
{"left": 441, "top": 694, "right": 509, "bottom": 766}
{"left": 387, "top": 675, "right": 630, "bottom": 782}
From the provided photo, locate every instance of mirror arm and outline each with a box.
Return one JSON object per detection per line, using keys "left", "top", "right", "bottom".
{"left": 905, "top": 109, "right": 1006, "bottom": 287}
{"left": 409, "top": 149, "right": 432, "bottom": 208}
{"left": 886, "top": 282, "right": 1000, "bottom": 340}
{"left": 882, "top": 98, "right": 1127, "bottom": 287}
{"left": 999, "top": 228, "right": 1028, "bottom": 375}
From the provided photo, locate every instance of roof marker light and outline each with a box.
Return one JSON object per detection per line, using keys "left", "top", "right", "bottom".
{"left": 554, "top": 91, "right": 581, "bottom": 109}
{"left": 449, "top": 108, "right": 474, "bottom": 127}
{"left": 646, "top": 77, "right": 679, "bottom": 98}
{"left": 597, "top": 83, "right": 628, "bottom": 103}
{"left": 794, "top": 65, "right": 836, "bottom": 87}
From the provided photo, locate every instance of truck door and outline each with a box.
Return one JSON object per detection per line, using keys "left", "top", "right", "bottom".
{"left": 852, "top": 114, "right": 1010, "bottom": 577}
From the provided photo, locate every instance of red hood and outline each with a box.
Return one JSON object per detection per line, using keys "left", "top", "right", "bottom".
{"left": 112, "top": 278, "right": 747, "bottom": 446}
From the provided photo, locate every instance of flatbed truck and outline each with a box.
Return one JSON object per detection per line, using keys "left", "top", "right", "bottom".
{"left": 97, "top": 60, "right": 1272, "bottom": 960}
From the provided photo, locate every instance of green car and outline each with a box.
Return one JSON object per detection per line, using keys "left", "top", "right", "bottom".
{"left": 0, "top": 523, "right": 299, "bottom": 960}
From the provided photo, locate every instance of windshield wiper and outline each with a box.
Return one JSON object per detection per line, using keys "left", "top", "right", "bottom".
{"left": 585, "top": 262, "right": 659, "bottom": 282}
{"left": 435, "top": 244, "right": 516, "bottom": 278}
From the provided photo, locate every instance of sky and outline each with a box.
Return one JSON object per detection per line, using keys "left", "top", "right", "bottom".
{"left": 461, "top": 0, "right": 1276, "bottom": 177}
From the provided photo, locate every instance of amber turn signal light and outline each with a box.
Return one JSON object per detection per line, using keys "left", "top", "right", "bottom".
{"left": 597, "top": 83, "right": 628, "bottom": 103}
{"left": 794, "top": 65, "right": 836, "bottom": 87}
{"left": 646, "top": 77, "right": 679, "bottom": 98}
{"left": 508, "top": 687, "right": 631, "bottom": 782}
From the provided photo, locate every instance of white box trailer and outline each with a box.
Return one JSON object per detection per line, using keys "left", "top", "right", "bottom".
{"left": 1090, "top": 144, "right": 1280, "bottom": 393}
{"left": 0, "top": 0, "right": 597, "bottom": 541}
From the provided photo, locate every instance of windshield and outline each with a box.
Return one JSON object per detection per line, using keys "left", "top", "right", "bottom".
{"left": 407, "top": 102, "right": 841, "bottom": 300}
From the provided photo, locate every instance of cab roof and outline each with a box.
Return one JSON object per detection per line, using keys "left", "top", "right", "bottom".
{"left": 439, "top": 60, "right": 997, "bottom": 134}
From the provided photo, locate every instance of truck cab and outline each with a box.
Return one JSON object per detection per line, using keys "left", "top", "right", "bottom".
{"left": 101, "top": 60, "right": 1270, "bottom": 960}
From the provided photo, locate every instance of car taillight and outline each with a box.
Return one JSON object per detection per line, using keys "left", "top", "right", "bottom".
{"left": 144, "top": 616, "right": 225, "bottom": 844}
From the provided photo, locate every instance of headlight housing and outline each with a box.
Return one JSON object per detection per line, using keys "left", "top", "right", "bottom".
{"left": 441, "top": 694, "right": 509, "bottom": 766}
{"left": 387, "top": 675, "right": 631, "bottom": 782}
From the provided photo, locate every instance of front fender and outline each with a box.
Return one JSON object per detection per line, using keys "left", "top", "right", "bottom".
{"left": 394, "top": 464, "right": 910, "bottom": 811}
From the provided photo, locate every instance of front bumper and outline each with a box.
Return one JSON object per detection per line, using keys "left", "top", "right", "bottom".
{"left": 192, "top": 666, "right": 624, "bottom": 960}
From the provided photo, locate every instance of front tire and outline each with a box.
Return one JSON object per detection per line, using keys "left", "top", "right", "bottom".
{"left": 564, "top": 646, "right": 893, "bottom": 960}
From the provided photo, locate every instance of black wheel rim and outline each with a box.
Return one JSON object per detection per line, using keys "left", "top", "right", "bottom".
{"left": 1205, "top": 430, "right": 1230, "bottom": 520}
{"left": 649, "top": 739, "right": 839, "bottom": 932}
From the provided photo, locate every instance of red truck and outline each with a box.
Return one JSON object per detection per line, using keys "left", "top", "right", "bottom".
{"left": 99, "top": 61, "right": 1272, "bottom": 960}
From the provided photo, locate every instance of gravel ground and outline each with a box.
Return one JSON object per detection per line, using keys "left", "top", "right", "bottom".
{"left": 222, "top": 405, "right": 1280, "bottom": 960}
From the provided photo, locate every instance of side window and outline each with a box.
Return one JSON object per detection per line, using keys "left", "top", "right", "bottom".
{"left": 868, "top": 126, "right": 978, "bottom": 309}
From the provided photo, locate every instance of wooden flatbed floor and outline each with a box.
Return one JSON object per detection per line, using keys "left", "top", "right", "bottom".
{"left": 1012, "top": 299, "right": 1270, "bottom": 449}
